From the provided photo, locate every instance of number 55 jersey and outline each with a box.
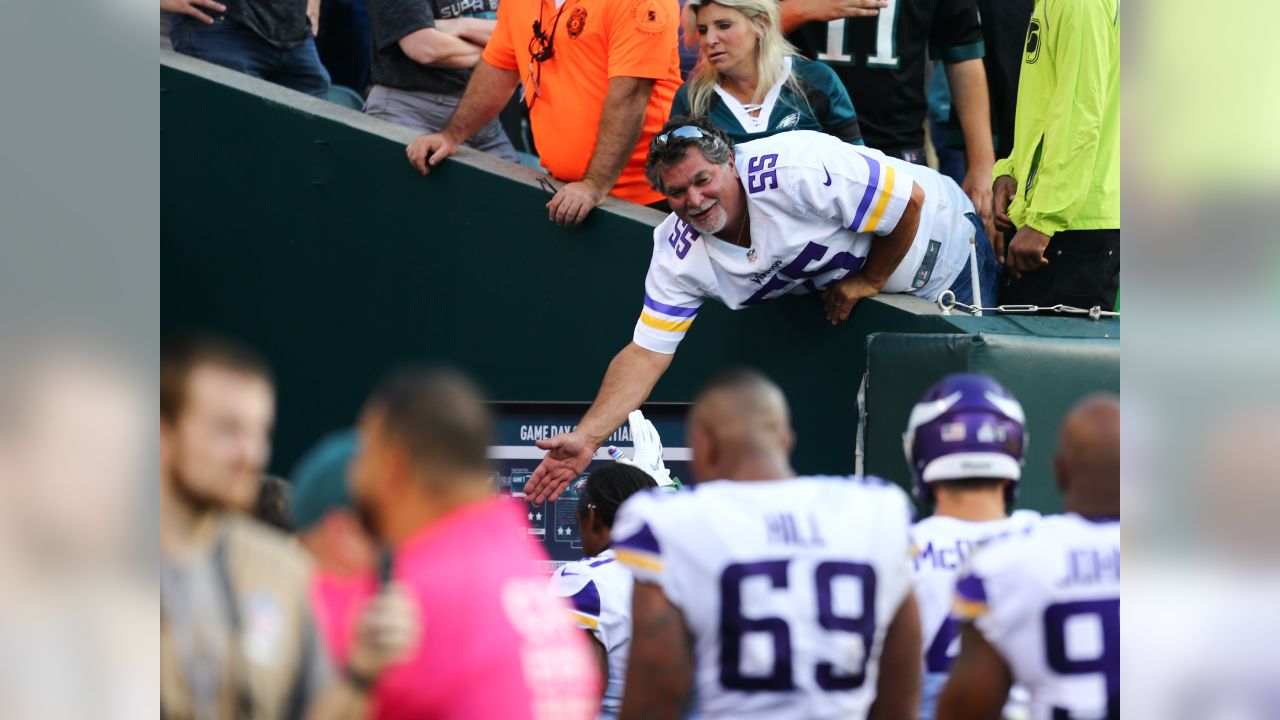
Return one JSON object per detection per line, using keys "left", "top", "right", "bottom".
{"left": 612, "top": 476, "right": 915, "bottom": 719}
{"left": 635, "top": 130, "right": 977, "bottom": 355}
{"left": 953, "top": 514, "right": 1120, "bottom": 720}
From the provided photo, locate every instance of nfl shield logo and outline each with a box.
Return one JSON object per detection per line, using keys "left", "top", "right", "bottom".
{"left": 747, "top": 248, "right": 758, "bottom": 262}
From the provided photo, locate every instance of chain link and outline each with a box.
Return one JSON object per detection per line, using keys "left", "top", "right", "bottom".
{"left": 935, "top": 290, "right": 1120, "bottom": 321}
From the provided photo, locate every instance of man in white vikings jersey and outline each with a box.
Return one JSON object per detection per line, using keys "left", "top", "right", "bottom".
{"left": 612, "top": 369, "right": 921, "bottom": 720}
{"left": 548, "top": 463, "right": 659, "bottom": 719}
{"left": 523, "top": 116, "right": 999, "bottom": 507}
{"left": 939, "top": 395, "right": 1121, "bottom": 720}
{"left": 903, "top": 373, "right": 1041, "bottom": 719}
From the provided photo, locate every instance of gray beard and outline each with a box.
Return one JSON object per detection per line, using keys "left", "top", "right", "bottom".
{"left": 686, "top": 204, "right": 727, "bottom": 235}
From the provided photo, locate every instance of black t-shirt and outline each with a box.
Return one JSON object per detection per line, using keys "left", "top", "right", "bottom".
{"left": 368, "top": 0, "right": 499, "bottom": 94}
{"left": 225, "top": 0, "right": 311, "bottom": 49}
{"left": 787, "top": 0, "right": 983, "bottom": 153}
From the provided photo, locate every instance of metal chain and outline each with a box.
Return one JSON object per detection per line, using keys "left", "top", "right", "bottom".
{"left": 935, "top": 290, "right": 1120, "bottom": 321}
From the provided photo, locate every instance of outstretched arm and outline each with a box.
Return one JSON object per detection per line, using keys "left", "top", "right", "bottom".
{"left": 525, "top": 343, "right": 674, "bottom": 503}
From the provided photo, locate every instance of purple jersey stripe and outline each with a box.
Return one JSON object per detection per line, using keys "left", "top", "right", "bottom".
{"left": 569, "top": 579, "right": 602, "bottom": 617}
{"left": 954, "top": 573, "right": 988, "bottom": 603}
{"left": 848, "top": 153, "right": 881, "bottom": 232}
{"left": 643, "top": 294, "right": 699, "bottom": 318}
{"left": 614, "top": 521, "right": 661, "bottom": 556}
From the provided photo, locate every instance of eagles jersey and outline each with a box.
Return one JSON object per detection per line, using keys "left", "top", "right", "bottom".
{"left": 909, "top": 511, "right": 1040, "bottom": 719}
{"left": 787, "top": 0, "right": 984, "bottom": 153}
{"left": 547, "top": 549, "right": 634, "bottom": 719}
{"left": 669, "top": 57, "right": 863, "bottom": 146}
{"left": 612, "top": 476, "right": 914, "bottom": 719}
{"left": 634, "top": 130, "right": 975, "bottom": 354}
{"left": 953, "top": 514, "right": 1120, "bottom": 720}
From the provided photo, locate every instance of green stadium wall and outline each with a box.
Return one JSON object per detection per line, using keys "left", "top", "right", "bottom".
{"left": 161, "top": 53, "right": 1119, "bottom": 514}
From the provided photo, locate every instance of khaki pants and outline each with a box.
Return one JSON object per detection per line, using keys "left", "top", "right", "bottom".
{"left": 364, "top": 84, "right": 519, "bottom": 162}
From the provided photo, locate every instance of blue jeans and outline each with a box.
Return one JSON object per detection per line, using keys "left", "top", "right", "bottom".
{"left": 945, "top": 212, "right": 1000, "bottom": 308}
{"left": 169, "top": 16, "right": 331, "bottom": 98}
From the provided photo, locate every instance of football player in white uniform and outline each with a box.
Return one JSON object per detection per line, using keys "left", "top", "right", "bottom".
{"left": 547, "top": 461, "right": 659, "bottom": 719}
{"left": 939, "top": 395, "right": 1120, "bottom": 720}
{"left": 612, "top": 369, "right": 921, "bottom": 719}
{"left": 525, "top": 117, "right": 999, "bottom": 505}
{"left": 903, "top": 374, "right": 1040, "bottom": 719}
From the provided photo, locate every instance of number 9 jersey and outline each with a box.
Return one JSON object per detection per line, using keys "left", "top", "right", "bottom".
{"left": 612, "top": 476, "right": 915, "bottom": 719}
{"left": 952, "top": 514, "right": 1120, "bottom": 720}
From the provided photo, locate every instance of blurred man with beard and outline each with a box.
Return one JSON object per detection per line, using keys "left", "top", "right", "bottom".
{"left": 160, "top": 333, "right": 418, "bottom": 720}
{"left": 347, "top": 365, "right": 601, "bottom": 720}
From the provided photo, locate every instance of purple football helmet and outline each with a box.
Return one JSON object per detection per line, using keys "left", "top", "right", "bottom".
{"left": 903, "top": 373, "right": 1027, "bottom": 507}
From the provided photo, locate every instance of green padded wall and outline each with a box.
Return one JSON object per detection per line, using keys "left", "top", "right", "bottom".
{"left": 862, "top": 332, "right": 1121, "bottom": 514}
{"left": 161, "top": 53, "right": 1119, "bottom": 498}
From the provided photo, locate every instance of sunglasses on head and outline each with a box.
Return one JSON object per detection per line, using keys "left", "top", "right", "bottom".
{"left": 651, "top": 125, "right": 711, "bottom": 149}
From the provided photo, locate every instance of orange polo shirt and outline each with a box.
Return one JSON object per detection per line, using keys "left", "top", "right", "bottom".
{"left": 483, "top": 0, "right": 681, "bottom": 205}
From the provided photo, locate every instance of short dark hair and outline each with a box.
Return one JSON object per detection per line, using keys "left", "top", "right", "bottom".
{"left": 161, "top": 332, "right": 273, "bottom": 424}
{"left": 695, "top": 366, "right": 777, "bottom": 402}
{"left": 644, "top": 115, "right": 736, "bottom": 194}
{"left": 577, "top": 463, "right": 657, "bottom": 527}
{"left": 366, "top": 365, "right": 493, "bottom": 480}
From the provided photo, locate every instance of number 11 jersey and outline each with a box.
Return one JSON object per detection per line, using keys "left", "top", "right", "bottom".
{"left": 613, "top": 476, "right": 914, "bottom": 719}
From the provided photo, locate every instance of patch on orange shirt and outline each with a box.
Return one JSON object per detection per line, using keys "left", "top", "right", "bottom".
{"left": 566, "top": 6, "right": 588, "bottom": 38}
{"left": 631, "top": 0, "right": 670, "bottom": 35}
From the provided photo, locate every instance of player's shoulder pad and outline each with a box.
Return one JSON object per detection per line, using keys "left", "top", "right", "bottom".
{"left": 612, "top": 487, "right": 686, "bottom": 562}
{"left": 548, "top": 559, "right": 596, "bottom": 598}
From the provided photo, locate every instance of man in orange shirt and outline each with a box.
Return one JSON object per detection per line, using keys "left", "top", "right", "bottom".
{"left": 405, "top": 0, "right": 682, "bottom": 226}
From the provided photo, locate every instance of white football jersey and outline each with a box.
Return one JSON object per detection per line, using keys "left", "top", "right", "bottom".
{"left": 547, "top": 549, "right": 634, "bottom": 719}
{"left": 612, "top": 476, "right": 915, "bottom": 720}
{"left": 909, "top": 510, "right": 1041, "bottom": 719}
{"left": 954, "top": 514, "right": 1120, "bottom": 720}
{"left": 634, "top": 130, "right": 977, "bottom": 354}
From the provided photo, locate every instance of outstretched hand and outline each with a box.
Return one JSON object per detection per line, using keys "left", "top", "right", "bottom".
{"left": 527, "top": 431, "right": 596, "bottom": 504}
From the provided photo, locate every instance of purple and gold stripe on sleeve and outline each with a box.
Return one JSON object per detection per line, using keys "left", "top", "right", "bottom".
{"left": 614, "top": 522, "right": 663, "bottom": 573}
{"left": 640, "top": 294, "right": 699, "bottom": 333}
{"left": 951, "top": 572, "right": 990, "bottom": 620}
{"left": 848, "top": 153, "right": 898, "bottom": 234}
{"left": 566, "top": 580, "right": 602, "bottom": 629}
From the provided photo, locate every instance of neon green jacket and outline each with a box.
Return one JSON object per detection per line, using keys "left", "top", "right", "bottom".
{"left": 993, "top": 0, "right": 1119, "bottom": 235}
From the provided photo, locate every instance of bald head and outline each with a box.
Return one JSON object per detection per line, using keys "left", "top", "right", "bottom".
{"left": 688, "top": 369, "right": 795, "bottom": 482}
{"left": 1055, "top": 394, "right": 1121, "bottom": 517}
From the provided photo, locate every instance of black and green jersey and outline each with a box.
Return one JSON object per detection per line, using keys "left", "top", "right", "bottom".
{"left": 787, "top": 0, "right": 984, "bottom": 154}
{"left": 670, "top": 56, "right": 863, "bottom": 146}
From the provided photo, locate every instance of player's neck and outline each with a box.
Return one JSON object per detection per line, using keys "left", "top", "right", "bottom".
{"left": 933, "top": 489, "right": 1007, "bottom": 522}
{"left": 384, "top": 479, "right": 493, "bottom": 544}
{"left": 720, "top": 452, "right": 794, "bottom": 482}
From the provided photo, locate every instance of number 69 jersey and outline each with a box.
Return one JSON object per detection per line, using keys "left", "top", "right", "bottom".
{"left": 612, "top": 476, "right": 914, "bottom": 719}
{"left": 952, "top": 514, "right": 1120, "bottom": 720}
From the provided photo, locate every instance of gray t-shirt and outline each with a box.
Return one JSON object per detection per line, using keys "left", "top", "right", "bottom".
{"left": 368, "top": 0, "right": 499, "bottom": 95}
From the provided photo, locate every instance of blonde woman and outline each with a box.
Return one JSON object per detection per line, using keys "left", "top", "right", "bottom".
{"left": 671, "top": 0, "right": 862, "bottom": 144}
